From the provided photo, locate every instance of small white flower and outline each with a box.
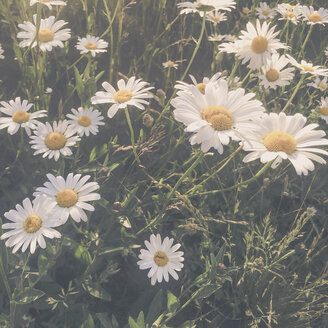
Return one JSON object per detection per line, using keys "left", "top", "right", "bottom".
{"left": 224, "top": 34, "right": 237, "bottom": 42}
{"left": 0, "top": 97, "right": 46, "bottom": 135}
{"left": 66, "top": 107, "right": 105, "bottom": 137}
{"left": 177, "top": 0, "right": 236, "bottom": 16}
{"left": 287, "top": 55, "right": 328, "bottom": 77}
{"left": 75, "top": 35, "right": 108, "bottom": 57}
{"left": 137, "top": 234, "right": 184, "bottom": 285}
{"left": 307, "top": 76, "right": 328, "bottom": 91}
{"left": 319, "top": 97, "right": 328, "bottom": 124}
{"left": 30, "top": 0, "right": 66, "bottom": 9}
{"left": 306, "top": 206, "right": 317, "bottom": 216}
{"left": 1, "top": 196, "right": 61, "bottom": 254}
{"left": 208, "top": 33, "right": 225, "bottom": 42}
{"left": 91, "top": 76, "right": 153, "bottom": 118}
{"left": 276, "top": 4, "right": 302, "bottom": 24}
{"left": 30, "top": 120, "right": 80, "bottom": 161}
{"left": 0, "top": 44, "right": 4, "bottom": 59}
{"left": 17, "top": 15, "right": 70, "bottom": 52}
{"left": 34, "top": 173, "right": 101, "bottom": 224}
{"left": 299, "top": 6, "right": 328, "bottom": 25}
{"left": 255, "top": 2, "right": 276, "bottom": 20}
{"left": 162, "top": 60, "right": 179, "bottom": 69}
{"left": 242, "top": 7, "right": 251, "bottom": 15}
{"left": 206, "top": 10, "right": 227, "bottom": 25}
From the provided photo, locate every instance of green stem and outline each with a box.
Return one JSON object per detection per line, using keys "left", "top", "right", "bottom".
{"left": 124, "top": 107, "right": 141, "bottom": 164}
{"left": 0, "top": 247, "right": 11, "bottom": 302}
{"left": 299, "top": 25, "right": 313, "bottom": 59}
{"left": 281, "top": 75, "right": 305, "bottom": 113}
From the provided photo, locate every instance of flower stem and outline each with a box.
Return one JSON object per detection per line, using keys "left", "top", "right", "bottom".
{"left": 124, "top": 107, "right": 141, "bottom": 164}
{"left": 281, "top": 74, "right": 305, "bottom": 113}
{"left": 299, "top": 25, "right": 313, "bottom": 59}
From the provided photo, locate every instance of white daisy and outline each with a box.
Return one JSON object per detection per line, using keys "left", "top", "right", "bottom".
{"left": 306, "top": 206, "right": 317, "bottom": 216}
{"left": 258, "top": 54, "right": 294, "bottom": 89}
{"left": 208, "top": 33, "right": 225, "bottom": 42}
{"left": 175, "top": 72, "right": 222, "bottom": 95}
{"left": 223, "top": 34, "right": 237, "bottom": 42}
{"left": 30, "top": 120, "right": 80, "bottom": 161}
{"left": 30, "top": 0, "right": 66, "bottom": 9}
{"left": 276, "top": 4, "right": 302, "bottom": 24}
{"left": 66, "top": 107, "right": 105, "bottom": 137}
{"left": 0, "top": 44, "right": 4, "bottom": 59}
{"left": 177, "top": 0, "right": 236, "bottom": 16}
{"left": 319, "top": 97, "right": 328, "bottom": 124}
{"left": 137, "top": 234, "right": 184, "bottom": 286}
{"left": 75, "top": 35, "right": 108, "bottom": 57}
{"left": 162, "top": 60, "right": 179, "bottom": 69}
{"left": 91, "top": 76, "right": 153, "bottom": 118}
{"left": 299, "top": 6, "right": 328, "bottom": 25}
{"left": 219, "top": 20, "right": 288, "bottom": 69}
{"left": 171, "top": 79, "right": 265, "bottom": 154}
{"left": 206, "top": 10, "right": 227, "bottom": 25}
{"left": 242, "top": 7, "right": 251, "bottom": 15}
{"left": 255, "top": 2, "right": 276, "bottom": 20}
{"left": 307, "top": 77, "right": 328, "bottom": 91}
{"left": 17, "top": 15, "right": 70, "bottom": 52}
{"left": 34, "top": 173, "right": 101, "bottom": 224}
{"left": 286, "top": 55, "right": 328, "bottom": 77}
{"left": 0, "top": 97, "right": 47, "bottom": 136}
{"left": 242, "top": 112, "right": 328, "bottom": 176}
{"left": 1, "top": 196, "right": 61, "bottom": 254}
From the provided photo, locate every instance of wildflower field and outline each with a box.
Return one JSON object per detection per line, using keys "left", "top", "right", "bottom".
{"left": 1, "top": 0, "right": 328, "bottom": 327}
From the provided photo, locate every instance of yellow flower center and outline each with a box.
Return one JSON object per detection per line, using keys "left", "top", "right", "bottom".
{"left": 56, "top": 189, "right": 78, "bottom": 208}
{"left": 113, "top": 89, "right": 133, "bottom": 104}
{"left": 243, "top": 8, "right": 250, "bottom": 14}
{"left": 263, "top": 131, "right": 297, "bottom": 154}
{"left": 285, "top": 12, "right": 296, "bottom": 19}
{"left": 317, "top": 82, "right": 327, "bottom": 90}
{"left": 153, "top": 251, "right": 169, "bottom": 267}
{"left": 265, "top": 69, "right": 280, "bottom": 82}
{"left": 38, "top": 28, "right": 54, "bottom": 43}
{"left": 213, "top": 16, "right": 220, "bottom": 22}
{"left": 84, "top": 42, "right": 97, "bottom": 50}
{"left": 320, "top": 107, "right": 328, "bottom": 115}
{"left": 196, "top": 82, "right": 207, "bottom": 94}
{"left": 45, "top": 132, "right": 67, "bottom": 150}
{"left": 308, "top": 13, "right": 322, "bottom": 23}
{"left": 201, "top": 106, "right": 234, "bottom": 131}
{"left": 196, "top": 3, "right": 215, "bottom": 11}
{"left": 300, "top": 64, "right": 314, "bottom": 73}
{"left": 251, "top": 36, "right": 268, "bottom": 54}
{"left": 262, "top": 9, "right": 270, "bottom": 16}
{"left": 24, "top": 215, "right": 42, "bottom": 233}
{"left": 12, "top": 110, "right": 30, "bottom": 124}
{"left": 166, "top": 60, "right": 175, "bottom": 67}
{"left": 78, "top": 116, "right": 92, "bottom": 127}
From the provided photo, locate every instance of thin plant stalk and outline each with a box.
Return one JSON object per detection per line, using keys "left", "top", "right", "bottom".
{"left": 124, "top": 107, "right": 141, "bottom": 164}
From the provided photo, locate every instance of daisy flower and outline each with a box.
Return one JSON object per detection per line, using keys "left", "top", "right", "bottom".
{"left": 1, "top": 197, "right": 61, "bottom": 254}
{"left": 206, "top": 10, "right": 227, "bottom": 25}
{"left": 208, "top": 33, "right": 225, "bottom": 42}
{"left": 224, "top": 34, "right": 237, "bottom": 42}
{"left": 0, "top": 44, "right": 4, "bottom": 59}
{"left": 242, "top": 112, "right": 328, "bottom": 176}
{"left": 171, "top": 79, "right": 265, "bottom": 154}
{"left": 286, "top": 55, "right": 328, "bottom": 77}
{"left": 319, "top": 97, "right": 328, "bottom": 124}
{"left": 0, "top": 97, "right": 46, "bottom": 136}
{"left": 306, "top": 206, "right": 317, "bottom": 216}
{"left": 276, "top": 4, "right": 302, "bottom": 24}
{"left": 30, "top": 120, "right": 80, "bottom": 161}
{"left": 242, "top": 7, "right": 251, "bottom": 15}
{"left": 66, "top": 107, "right": 105, "bottom": 137}
{"left": 162, "top": 60, "right": 179, "bottom": 69}
{"left": 177, "top": 0, "right": 236, "bottom": 16}
{"left": 91, "top": 77, "right": 153, "bottom": 118}
{"left": 17, "top": 15, "right": 70, "bottom": 52}
{"left": 34, "top": 173, "right": 101, "bottom": 224}
{"left": 175, "top": 72, "right": 222, "bottom": 95}
{"left": 258, "top": 54, "right": 294, "bottom": 89}
{"left": 30, "top": 0, "right": 66, "bottom": 9}
{"left": 299, "top": 6, "right": 328, "bottom": 25}
{"left": 75, "top": 35, "right": 108, "bottom": 57}
{"left": 307, "top": 77, "right": 328, "bottom": 91}
{"left": 137, "top": 234, "right": 184, "bottom": 286}
{"left": 219, "top": 20, "right": 288, "bottom": 69}
{"left": 255, "top": 2, "right": 276, "bottom": 20}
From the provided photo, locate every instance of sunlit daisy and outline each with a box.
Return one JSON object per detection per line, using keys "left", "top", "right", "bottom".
{"left": 307, "top": 77, "right": 328, "bottom": 91}
{"left": 162, "top": 60, "right": 179, "bottom": 69}
{"left": 30, "top": 0, "right": 66, "bottom": 9}
{"left": 91, "top": 77, "right": 153, "bottom": 118}
{"left": 30, "top": 120, "right": 80, "bottom": 161}
{"left": 1, "top": 196, "right": 61, "bottom": 254}
{"left": 0, "top": 97, "right": 46, "bottom": 136}
{"left": 276, "top": 4, "right": 302, "bottom": 24}
{"left": 319, "top": 97, "right": 328, "bottom": 123}
{"left": 255, "top": 2, "right": 276, "bottom": 20}
{"left": 219, "top": 20, "right": 287, "bottom": 69}
{"left": 208, "top": 33, "right": 225, "bottom": 42}
{"left": 242, "top": 112, "right": 328, "bottom": 175}
{"left": 137, "top": 234, "right": 184, "bottom": 285}
{"left": 34, "top": 173, "right": 101, "bottom": 224}
{"left": 75, "top": 35, "right": 108, "bottom": 57}
{"left": 177, "top": 0, "right": 236, "bottom": 16}
{"left": 287, "top": 55, "right": 328, "bottom": 77}
{"left": 206, "top": 10, "right": 227, "bottom": 25}
{"left": 17, "top": 15, "right": 70, "bottom": 52}
{"left": 0, "top": 44, "right": 4, "bottom": 59}
{"left": 171, "top": 79, "right": 265, "bottom": 153}
{"left": 258, "top": 54, "right": 294, "bottom": 89}
{"left": 299, "top": 6, "right": 328, "bottom": 25}
{"left": 66, "top": 107, "right": 105, "bottom": 137}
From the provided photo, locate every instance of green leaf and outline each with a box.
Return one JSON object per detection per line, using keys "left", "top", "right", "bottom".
{"left": 82, "top": 280, "right": 111, "bottom": 301}
{"left": 13, "top": 287, "right": 45, "bottom": 304}
{"left": 89, "top": 146, "right": 97, "bottom": 163}
{"left": 167, "top": 291, "right": 179, "bottom": 314}
{"left": 192, "top": 284, "right": 220, "bottom": 300}
{"left": 121, "top": 187, "right": 138, "bottom": 208}
{"left": 74, "top": 66, "right": 85, "bottom": 100}
{"left": 74, "top": 245, "right": 92, "bottom": 264}
{"left": 136, "top": 311, "right": 145, "bottom": 327}
{"left": 128, "top": 316, "right": 140, "bottom": 328}
{"left": 146, "top": 289, "right": 163, "bottom": 325}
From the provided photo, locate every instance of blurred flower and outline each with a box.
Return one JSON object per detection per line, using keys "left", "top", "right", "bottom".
{"left": 224, "top": 34, "right": 237, "bottom": 42}
{"left": 177, "top": 0, "right": 236, "bottom": 16}
{"left": 0, "top": 44, "right": 4, "bottom": 59}
{"left": 208, "top": 33, "right": 225, "bottom": 42}
{"left": 306, "top": 206, "right": 317, "bottom": 216}
{"left": 229, "top": 76, "right": 241, "bottom": 88}
{"left": 206, "top": 10, "right": 227, "bottom": 25}
{"left": 30, "top": 0, "right": 66, "bottom": 9}
{"left": 171, "top": 79, "right": 265, "bottom": 153}
{"left": 242, "top": 112, "right": 328, "bottom": 175}
{"left": 0, "top": 97, "right": 46, "bottom": 135}
{"left": 91, "top": 77, "right": 153, "bottom": 118}
{"left": 299, "top": 6, "right": 328, "bottom": 25}
{"left": 255, "top": 2, "right": 276, "bottom": 20}
{"left": 242, "top": 7, "right": 250, "bottom": 15}
{"left": 30, "top": 120, "right": 80, "bottom": 161}
{"left": 258, "top": 54, "right": 294, "bottom": 89}
{"left": 276, "top": 4, "right": 302, "bottom": 24}
{"left": 162, "top": 60, "right": 179, "bottom": 69}
{"left": 307, "top": 76, "right": 328, "bottom": 91}
{"left": 45, "top": 87, "right": 53, "bottom": 93}
{"left": 66, "top": 107, "right": 105, "bottom": 137}
{"left": 17, "top": 15, "right": 70, "bottom": 52}
{"left": 319, "top": 97, "right": 328, "bottom": 123}
{"left": 137, "top": 234, "right": 184, "bottom": 285}
{"left": 75, "top": 35, "right": 108, "bottom": 57}
{"left": 287, "top": 55, "right": 328, "bottom": 76}
{"left": 1, "top": 197, "right": 61, "bottom": 254}
{"left": 34, "top": 173, "right": 100, "bottom": 224}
